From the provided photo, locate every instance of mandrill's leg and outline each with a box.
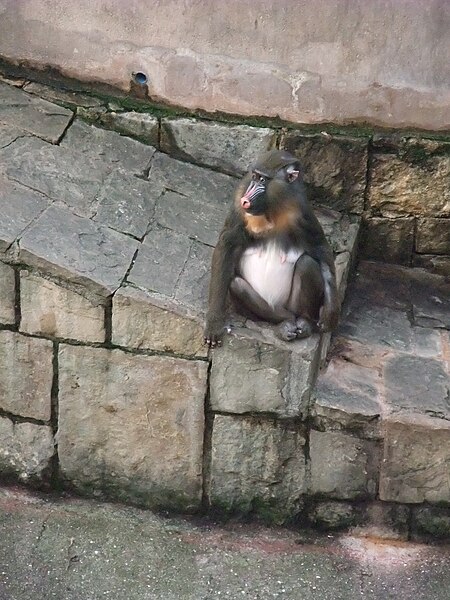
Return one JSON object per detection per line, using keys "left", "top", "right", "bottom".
{"left": 230, "top": 277, "right": 298, "bottom": 341}
{"left": 287, "top": 255, "right": 324, "bottom": 338}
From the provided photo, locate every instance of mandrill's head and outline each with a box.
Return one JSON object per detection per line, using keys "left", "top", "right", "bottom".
{"left": 236, "top": 149, "right": 302, "bottom": 236}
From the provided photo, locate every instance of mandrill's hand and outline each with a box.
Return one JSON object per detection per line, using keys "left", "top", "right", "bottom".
{"left": 203, "top": 317, "right": 229, "bottom": 348}
{"left": 318, "top": 303, "right": 340, "bottom": 333}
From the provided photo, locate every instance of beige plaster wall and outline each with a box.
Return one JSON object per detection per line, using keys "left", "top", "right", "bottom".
{"left": 0, "top": 0, "right": 449, "bottom": 129}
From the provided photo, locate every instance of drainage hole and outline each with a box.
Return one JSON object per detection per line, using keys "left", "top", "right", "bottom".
{"left": 132, "top": 71, "right": 148, "bottom": 85}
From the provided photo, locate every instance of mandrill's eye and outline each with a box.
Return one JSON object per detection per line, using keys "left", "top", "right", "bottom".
{"left": 259, "top": 175, "right": 266, "bottom": 183}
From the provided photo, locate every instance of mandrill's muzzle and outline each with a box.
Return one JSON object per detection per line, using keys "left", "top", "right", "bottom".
{"left": 240, "top": 180, "right": 265, "bottom": 210}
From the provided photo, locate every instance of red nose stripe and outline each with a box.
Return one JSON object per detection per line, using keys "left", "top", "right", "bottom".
{"left": 241, "top": 198, "right": 251, "bottom": 209}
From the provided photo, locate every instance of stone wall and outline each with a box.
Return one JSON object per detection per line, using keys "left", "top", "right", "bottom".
{"left": 0, "top": 0, "right": 449, "bottom": 130}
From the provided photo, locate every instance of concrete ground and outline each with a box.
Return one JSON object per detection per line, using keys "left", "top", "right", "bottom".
{"left": 0, "top": 486, "right": 449, "bottom": 600}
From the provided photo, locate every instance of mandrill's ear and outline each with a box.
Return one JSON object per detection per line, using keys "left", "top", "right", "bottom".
{"left": 286, "top": 164, "right": 300, "bottom": 183}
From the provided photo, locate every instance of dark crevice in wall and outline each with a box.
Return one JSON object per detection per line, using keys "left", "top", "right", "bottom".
{"left": 49, "top": 341, "right": 62, "bottom": 489}
{"left": 104, "top": 295, "right": 113, "bottom": 347}
{"left": 56, "top": 110, "right": 76, "bottom": 145}
{"left": 201, "top": 360, "right": 213, "bottom": 512}
{"left": 0, "top": 407, "right": 50, "bottom": 427}
{"left": 362, "top": 137, "right": 374, "bottom": 213}
{"left": 13, "top": 268, "right": 21, "bottom": 329}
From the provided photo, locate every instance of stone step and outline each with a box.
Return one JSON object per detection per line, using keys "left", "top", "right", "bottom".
{"left": 7, "top": 79, "right": 448, "bottom": 534}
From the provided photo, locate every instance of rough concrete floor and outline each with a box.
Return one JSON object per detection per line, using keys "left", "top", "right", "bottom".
{"left": 1, "top": 486, "right": 449, "bottom": 600}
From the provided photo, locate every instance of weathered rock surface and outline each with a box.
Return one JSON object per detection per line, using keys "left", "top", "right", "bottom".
{"left": 361, "top": 217, "right": 415, "bottom": 265}
{"left": 416, "top": 217, "right": 450, "bottom": 255}
{"left": 0, "top": 261, "right": 15, "bottom": 324}
{"left": 310, "top": 430, "right": 379, "bottom": 499}
{"left": 0, "top": 330, "right": 53, "bottom": 421}
{"left": 95, "top": 111, "right": 159, "bottom": 146}
{"left": 281, "top": 133, "right": 368, "bottom": 213}
{"left": 148, "top": 152, "right": 236, "bottom": 209}
{"left": 412, "top": 506, "right": 450, "bottom": 540}
{"left": 20, "top": 272, "right": 105, "bottom": 342}
{"left": 19, "top": 204, "right": 139, "bottom": 296}
{"left": 112, "top": 286, "right": 206, "bottom": 357}
{"left": 61, "top": 119, "right": 156, "bottom": 174}
{"left": 0, "top": 81, "right": 73, "bottom": 143}
{"left": 93, "top": 170, "right": 163, "bottom": 238}
{"left": 57, "top": 344, "right": 207, "bottom": 510}
{"left": 0, "top": 417, "right": 54, "bottom": 482}
{"left": 0, "top": 176, "right": 48, "bottom": 254}
{"left": 413, "top": 254, "right": 450, "bottom": 276}
{"left": 209, "top": 415, "right": 306, "bottom": 521}
{"left": 368, "top": 141, "right": 450, "bottom": 218}
{"left": 161, "top": 118, "right": 276, "bottom": 175}
{"left": 23, "top": 81, "right": 105, "bottom": 109}
{"left": 380, "top": 418, "right": 450, "bottom": 504}
{"left": 210, "top": 333, "right": 317, "bottom": 417}
{"left": 308, "top": 501, "right": 361, "bottom": 530}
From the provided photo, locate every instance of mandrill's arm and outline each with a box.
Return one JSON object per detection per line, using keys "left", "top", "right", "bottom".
{"left": 204, "top": 215, "right": 245, "bottom": 347}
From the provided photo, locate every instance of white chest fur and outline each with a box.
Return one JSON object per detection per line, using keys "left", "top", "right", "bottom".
{"left": 239, "top": 242, "right": 303, "bottom": 308}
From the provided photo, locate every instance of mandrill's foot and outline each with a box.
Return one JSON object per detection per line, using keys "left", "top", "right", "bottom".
{"left": 295, "top": 317, "right": 313, "bottom": 339}
{"left": 277, "top": 320, "right": 298, "bottom": 341}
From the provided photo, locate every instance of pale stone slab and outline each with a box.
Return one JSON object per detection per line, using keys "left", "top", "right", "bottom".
{"left": 0, "top": 121, "right": 29, "bottom": 148}
{"left": 175, "top": 241, "right": 213, "bottom": 312}
{"left": 112, "top": 287, "right": 206, "bottom": 357}
{"left": 0, "top": 176, "right": 48, "bottom": 254}
{"left": 97, "top": 111, "right": 159, "bottom": 146}
{"left": 23, "top": 82, "right": 104, "bottom": 108}
{"left": 0, "top": 136, "right": 109, "bottom": 217}
{"left": 0, "top": 261, "right": 15, "bottom": 325}
{"left": 93, "top": 170, "right": 163, "bottom": 238}
{"left": 380, "top": 418, "right": 450, "bottom": 504}
{"left": 310, "top": 430, "right": 379, "bottom": 499}
{"left": 57, "top": 344, "right": 207, "bottom": 510}
{"left": 148, "top": 152, "right": 237, "bottom": 209}
{"left": 19, "top": 205, "right": 139, "bottom": 296}
{"left": 62, "top": 119, "right": 155, "bottom": 174}
{"left": 128, "top": 228, "right": 191, "bottom": 297}
{"left": 0, "top": 417, "right": 54, "bottom": 482}
{"left": 210, "top": 333, "right": 317, "bottom": 418}
{"left": 210, "top": 415, "right": 306, "bottom": 521}
{"left": 0, "top": 81, "right": 73, "bottom": 143}
{"left": 161, "top": 118, "right": 276, "bottom": 175}
{"left": 20, "top": 272, "right": 105, "bottom": 343}
{"left": 154, "top": 190, "right": 226, "bottom": 246}
{"left": 0, "top": 330, "right": 53, "bottom": 421}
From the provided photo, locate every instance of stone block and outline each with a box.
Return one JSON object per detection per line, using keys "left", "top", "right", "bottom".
{"left": 210, "top": 333, "right": 318, "bottom": 418}
{"left": 310, "top": 430, "right": 379, "bottom": 499}
{"left": 308, "top": 501, "right": 362, "bottom": 530}
{"left": 154, "top": 190, "right": 226, "bottom": 247}
{"left": 148, "top": 152, "right": 237, "bottom": 210}
{"left": 416, "top": 218, "right": 450, "bottom": 255}
{"left": 0, "top": 417, "right": 54, "bottom": 482}
{"left": 0, "top": 176, "right": 48, "bottom": 254}
{"left": 175, "top": 241, "right": 213, "bottom": 313}
{"left": 410, "top": 271, "right": 450, "bottom": 329}
{"left": 361, "top": 217, "right": 414, "bottom": 265}
{"left": 380, "top": 418, "right": 450, "bottom": 504}
{"left": 0, "top": 136, "right": 110, "bottom": 218}
{"left": 23, "top": 82, "right": 105, "bottom": 109}
{"left": 161, "top": 118, "right": 276, "bottom": 175}
{"left": 0, "top": 121, "right": 29, "bottom": 148}
{"left": 281, "top": 133, "right": 368, "bottom": 213}
{"left": 97, "top": 111, "right": 159, "bottom": 146}
{"left": 62, "top": 119, "right": 156, "bottom": 174}
{"left": 57, "top": 344, "right": 207, "bottom": 510}
{"left": 0, "top": 261, "right": 15, "bottom": 324}
{"left": 413, "top": 254, "right": 450, "bottom": 276}
{"left": 93, "top": 170, "right": 163, "bottom": 238}
{"left": 384, "top": 355, "right": 449, "bottom": 420}
{"left": 0, "top": 81, "right": 73, "bottom": 143}
{"left": 0, "top": 330, "right": 53, "bottom": 421}
{"left": 312, "top": 357, "right": 382, "bottom": 439}
{"left": 20, "top": 272, "right": 105, "bottom": 343}
{"left": 412, "top": 506, "right": 450, "bottom": 540}
{"left": 112, "top": 286, "right": 206, "bottom": 357}
{"left": 316, "top": 208, "right": 360, "bottom": 255}
{"left": 128, "top": 228, "right": 192, "bottom": 297}
{"left": 368, "top": 141, "right": 450, "bottom": 217}
{"left": 209, "top": 415, "right": 306, "bottom": 522}
{"left": 19, "top": 205, "right": 139, "bottom": 297}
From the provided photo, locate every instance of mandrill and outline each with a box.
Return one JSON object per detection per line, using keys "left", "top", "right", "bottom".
{"left": 204, "top": 149, "right": 339, "bottom": 347}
